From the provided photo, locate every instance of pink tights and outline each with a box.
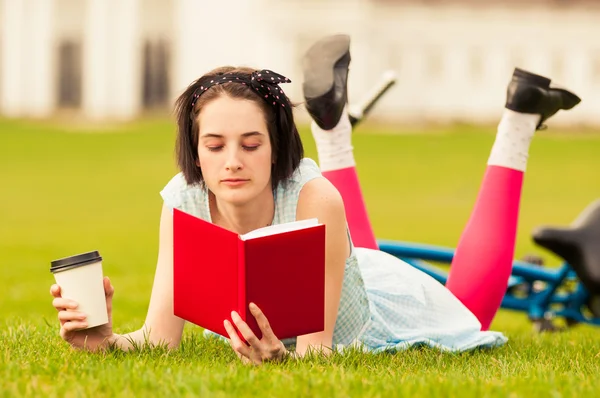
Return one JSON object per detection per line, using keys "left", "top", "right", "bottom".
{"left": 324, "top": 164, "right": 523, "bottom": 331}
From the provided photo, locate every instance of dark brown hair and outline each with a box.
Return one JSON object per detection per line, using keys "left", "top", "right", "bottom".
{"left": 174, "top": 66, "right": 304, "bottom": 190}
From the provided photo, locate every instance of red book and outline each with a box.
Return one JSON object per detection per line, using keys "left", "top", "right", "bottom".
{"left": 173, "top": 208, "right": 326, "bottom": 341}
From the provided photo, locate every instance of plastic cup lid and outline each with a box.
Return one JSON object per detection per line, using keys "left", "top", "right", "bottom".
{"left": 50, "top": 251, "right": 102, "bottom": 273}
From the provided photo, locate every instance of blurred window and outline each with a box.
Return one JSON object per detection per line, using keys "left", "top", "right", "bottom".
{"left": 57, "top": 40, "right": 82, "bottom": 109}
{"left": 142, "top": 39, "right": 170, "bottom": 109}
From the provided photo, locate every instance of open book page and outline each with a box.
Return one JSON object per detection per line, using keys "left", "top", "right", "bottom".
{"left": 240, "top": 218, "right": 320, "bottom": 241}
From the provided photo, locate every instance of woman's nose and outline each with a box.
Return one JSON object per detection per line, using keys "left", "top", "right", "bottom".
{"left": 225, "top": 148, "right": 243, "bottom": 171}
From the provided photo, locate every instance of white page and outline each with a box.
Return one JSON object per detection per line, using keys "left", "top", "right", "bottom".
{"left": 240, "top": 218, "right": 320, "bottom": 241}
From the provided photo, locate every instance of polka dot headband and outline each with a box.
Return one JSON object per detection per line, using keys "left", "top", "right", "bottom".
{"left": 190, "top": 69, "right": 292, "bottom": 111}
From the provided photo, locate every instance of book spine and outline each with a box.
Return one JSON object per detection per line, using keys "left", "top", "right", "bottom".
{"left": 237, "top": 238, "right": 246, "bottom": 323}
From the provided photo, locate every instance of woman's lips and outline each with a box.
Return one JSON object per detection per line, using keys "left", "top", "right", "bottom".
{"left": 221, "top": 179, "right": 249, "bottom": 186}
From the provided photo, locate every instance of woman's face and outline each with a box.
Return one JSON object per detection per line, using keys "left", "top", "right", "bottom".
{"left": 196, "top": 95, "right": 273, "bottom": 207}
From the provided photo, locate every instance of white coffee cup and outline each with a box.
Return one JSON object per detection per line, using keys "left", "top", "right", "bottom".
{"left": 50, "top": 251, "right": 108, "bottom": 329}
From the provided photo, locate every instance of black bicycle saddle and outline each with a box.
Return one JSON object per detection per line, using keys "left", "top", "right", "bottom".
{"left": 532, "top": 200, "right": 600, "bottom": 315}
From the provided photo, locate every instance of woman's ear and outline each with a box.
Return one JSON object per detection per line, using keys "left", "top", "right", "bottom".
{"left": 195, "top": 158, "right": 201, "bottom": 168}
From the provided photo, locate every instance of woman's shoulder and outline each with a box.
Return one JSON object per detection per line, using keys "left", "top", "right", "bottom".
{"left": 276, "top": 157, "right": 322, "bottom": 199}
{"left": 288, "top": 157, "right": 322, "bottom": 184}
{"left": 296, "top": 173, "right": 345, "bottom": 221}
{"left": 159, "top": 172, "right": 206, "bottom": 218}
{"left": 274, "top": 157, "right": 346, "bottom": 224}
{"left": 291, "top": 158, "right": 341, "bottom": 202}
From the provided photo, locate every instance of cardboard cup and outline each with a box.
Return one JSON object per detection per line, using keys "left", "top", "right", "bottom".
{"left": 50, "top": 251, "right": 108, "bottom": 329}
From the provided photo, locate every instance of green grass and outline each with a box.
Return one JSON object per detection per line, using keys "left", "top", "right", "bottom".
{"left": 1, "top": 117, "right": 600, "bottom": 397}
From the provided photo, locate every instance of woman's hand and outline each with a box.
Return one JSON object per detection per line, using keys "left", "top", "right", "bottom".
{"left": 50, "top": 276, "right": 115, "bottom": 352}
{"left": 224, "top": 303, "right": 287, "bottom": 365}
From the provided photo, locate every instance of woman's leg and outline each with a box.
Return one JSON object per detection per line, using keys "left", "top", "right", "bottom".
{"left": 445, "top": 68, "right": 581, "bottom": 330}
{"left": 302, "top": 34, "right": 378, "bottom": 250}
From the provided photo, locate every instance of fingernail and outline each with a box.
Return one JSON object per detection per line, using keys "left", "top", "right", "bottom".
{"left": 79, "top": 314, "right": 87, "bottom": 320}
{"left": 249, "top": 302, "right": 257, "bottom": 311}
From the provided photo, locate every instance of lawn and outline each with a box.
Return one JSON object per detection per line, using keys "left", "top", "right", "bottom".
{"left": 1, "top": 117, "right": 599, "bottom": 397}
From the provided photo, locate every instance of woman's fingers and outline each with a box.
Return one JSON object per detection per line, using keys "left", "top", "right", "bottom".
{"left": 58, "top": 310, "right": 87, "bottom": 323}
{"left": 61, "top": 320, "right": 88, "bottom": 332}
{"left": 225, "top": 308, "right": 284, "bottom": 365}
{"left": 248, "top": 303, "right": 286, "bottom": 360}
{"left": 224, "top": 319, "right": 250, "bottom": 358}
{"left": 104, "top": 277, "right": 114, "bottom": 298}
{"left": 50, "top": 284, "right": 61, "bottom": 298}
{"left": 103, "top": 277, "right": 114, "bottom": 317}
{"left": 230, "top": 311, "right": 260, "bottom": 346}
{"left": 52, "top": 297, "right": 78, "bottom": 312}
{"left": 248, "top": 303, "right": 276, "bottom": 341}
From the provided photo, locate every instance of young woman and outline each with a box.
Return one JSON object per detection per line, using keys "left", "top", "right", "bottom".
{"left": 50, "top": 35, "right": 580, "bottom": 365}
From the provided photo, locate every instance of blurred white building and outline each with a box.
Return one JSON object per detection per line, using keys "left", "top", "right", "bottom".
{"left": 1, "top": 0, "right": 599, "bottom": 126}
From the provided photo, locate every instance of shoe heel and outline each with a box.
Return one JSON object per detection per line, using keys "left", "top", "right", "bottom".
{"left": 513, "top": 67, "right": 551, "bottom": 88}
{"left": 302, "top": 34, "right": 351, "bottom": 99}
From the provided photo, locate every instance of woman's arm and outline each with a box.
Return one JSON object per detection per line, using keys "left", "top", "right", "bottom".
{"left": 110, "top": 204, "right": 186, "bottom": 350}
{"left": 294, "top": 177, "right": 350, "bottom": 356}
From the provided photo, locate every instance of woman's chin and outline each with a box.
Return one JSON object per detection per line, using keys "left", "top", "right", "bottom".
{"left": 218, "top": 189, "right": 254, "bottom": 206}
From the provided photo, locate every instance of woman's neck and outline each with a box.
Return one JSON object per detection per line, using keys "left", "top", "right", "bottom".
{"left": 209, "top": 189, "right": 275, "bottom": 235}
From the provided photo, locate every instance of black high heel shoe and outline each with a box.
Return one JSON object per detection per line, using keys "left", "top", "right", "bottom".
{"left": 302, "top": 34, "right": 351, "bottom": 130}
{"left": 505, "top": 67, "right": 581, "bottom": 130}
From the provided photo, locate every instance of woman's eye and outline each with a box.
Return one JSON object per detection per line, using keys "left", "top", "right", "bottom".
{"left": 207, "top": 146, "right": 223, "bottom": 152}
{"left": 243, "top": 145, "right": 259, "bottom": 151}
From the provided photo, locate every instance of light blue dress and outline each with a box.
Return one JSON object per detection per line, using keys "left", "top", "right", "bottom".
{"left": 160, "top": 158, "right": 507, "bottom": 353}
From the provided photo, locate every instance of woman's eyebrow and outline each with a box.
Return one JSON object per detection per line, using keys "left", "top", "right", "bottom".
{"left": 199, "top": 131, "right": 263, "bottom": 138}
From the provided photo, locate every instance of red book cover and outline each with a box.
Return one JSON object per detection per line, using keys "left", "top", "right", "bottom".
{"left": 173, "top": 208, "right": 326, "bottom": 340}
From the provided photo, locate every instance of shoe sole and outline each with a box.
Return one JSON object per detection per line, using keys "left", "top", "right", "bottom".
{"left": 302, "top": 34, "right": 351, "bottom": 99}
